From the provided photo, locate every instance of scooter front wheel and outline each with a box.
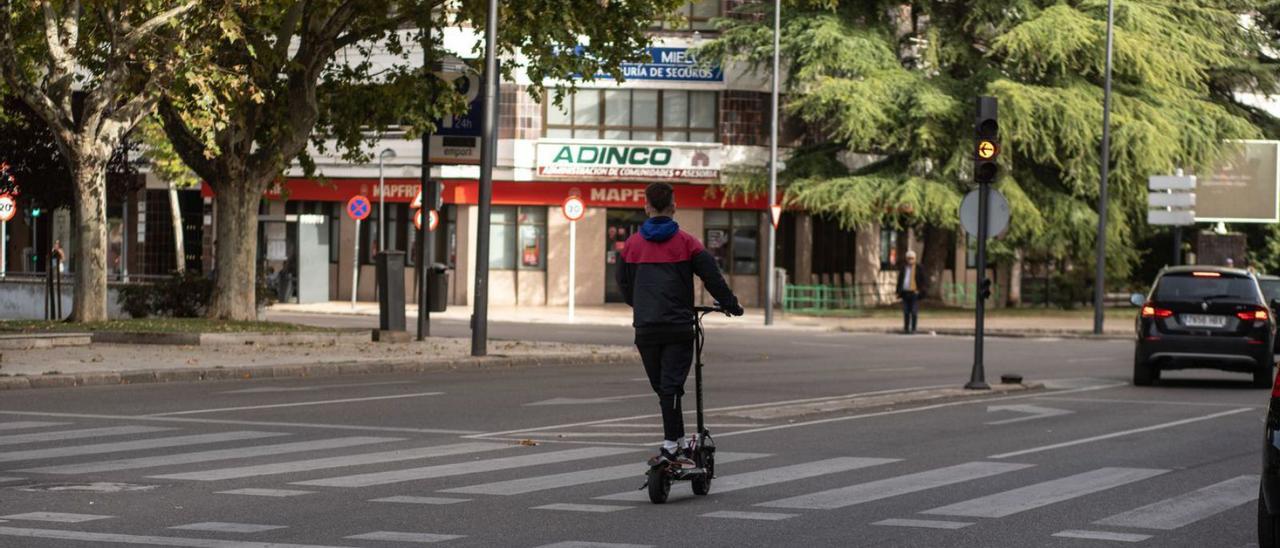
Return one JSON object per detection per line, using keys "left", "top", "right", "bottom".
{"left": 647, "top": 468, "right": 671, "bottom": 504}
{"left": 692, "top": 433, "right": 715, "bottom": 496}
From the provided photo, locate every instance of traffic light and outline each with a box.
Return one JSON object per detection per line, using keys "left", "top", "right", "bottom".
{"left": 979, "top": 278, "right": 993, "bottom": 300}
{"left": 30, "top": 208, "right": 41, "bottom": 218}
{"left": 974, "top": 96, "right": 999, "bottom": 184}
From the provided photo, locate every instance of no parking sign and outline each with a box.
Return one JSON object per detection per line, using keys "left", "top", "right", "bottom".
{"left": 346, "top": 195, "right": 371, "bottom": 221}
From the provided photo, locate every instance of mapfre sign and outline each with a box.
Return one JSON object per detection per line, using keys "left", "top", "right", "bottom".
{"left": 536, "top": 140, "right": 721, "bottom": 180}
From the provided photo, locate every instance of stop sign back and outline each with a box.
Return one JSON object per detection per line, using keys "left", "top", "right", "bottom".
{"left": 0, "top": 195, "right": 15, "bottom": 222}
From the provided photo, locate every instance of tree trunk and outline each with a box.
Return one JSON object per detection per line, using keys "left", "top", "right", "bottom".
{"left": 922, "top": 226, "right": 950, "bottom": 301}
{"left": 168, "top": 182, "right": 186, "bottom": 273}
{"left": 1008, "top": 248, "right": 1024, "bottom": 307}
{"left": 70, "top": 161, "right": 110, "bottom": 322}
{"left": 207, "top": 183, "right": 260, "bottom": 320}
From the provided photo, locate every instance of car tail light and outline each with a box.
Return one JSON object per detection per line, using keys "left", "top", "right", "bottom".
{"left": 1272, "top": 367, "right": 1280, "bottom": 397}
{"left": 1237, "top": 309, "right": 1270, "bottom": 321}
{"left": 1192, "top": 272, "right": 1222, "bottom": 278}
{"left": 1141, "top": 306, "right": 1174, "bottom": 318}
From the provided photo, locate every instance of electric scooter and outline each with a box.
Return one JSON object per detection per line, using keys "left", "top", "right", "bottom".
{"left": 643, "top": 305, "right": 726, "bottom": 504}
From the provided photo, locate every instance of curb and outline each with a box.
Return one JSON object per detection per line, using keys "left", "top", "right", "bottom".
{"left": 838, "top": 326, "right": 1131, "bottom": 341}
{"left": 90, "top": 330, "right": 371, "bottom": 346}
{"left": 0, "top": 351, "right": 639, "bottom": 391}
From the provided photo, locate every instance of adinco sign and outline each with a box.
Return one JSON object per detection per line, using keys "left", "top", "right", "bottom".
{"left": 536, "top": 140, "right": 721, "bottom": 180}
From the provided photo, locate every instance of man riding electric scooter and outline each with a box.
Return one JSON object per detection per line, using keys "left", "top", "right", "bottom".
{"left": 616, "top": 182, "right": 744, "bottom": 470}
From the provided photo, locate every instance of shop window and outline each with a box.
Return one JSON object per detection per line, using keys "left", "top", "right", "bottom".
{"left": 406, "top": 205, "right": 457, "bottom": 268}
{"left": 880, "top": 228, "right": 898, "bottom": 270}
{"left": 705, "top": 210, "right": 759, "bottom": 276}
{"left": 544, "top": 89, "right": 717, "bottom": 142}
{"left": 360, "top": 203, "right": 409, "bottom": 264}
{"left": 651, "top": 0, "right": 720, "bottom": 31}
{"left": 489, "top": 206, "right": 547, "bottom": 271}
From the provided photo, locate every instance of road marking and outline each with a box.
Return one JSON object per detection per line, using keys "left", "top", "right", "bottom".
{"left": 989, "top": 408, "right": 1255, "bottom": 459}
{"left": 533, "top": 503, "right": 631, "bottom": 513}
{"left": 216, "top": 488, "right": 313, "bottom": 497}
{"left": 702, "top": 511, "right": 797, "bottom": 521}
{"left": 0, "top": 477, "right": 23, "bottom": 483}
{"left": 221, "top": 381, "right": 415, "bottom": 394}
{"left": 0, "top": 425, "right": 175, "bottom": 445}
{"left": 596, "top": 456, "right": 894, "bottom": 502}
{"left": 169, "top": 522, "right": 287, "bottom": 534}
{"left": 0, "top": 512, "right": 112, "bottom": 523}
{"left": 0, "top": 431, "right": 286, "bottom": 463}
{"left": 758, "top": 462, "right": 1033, "bottom": 510}
{"left": 923, "top": 467, "right": 1168, "bottom": 518}
{"left": 585, "top": 423, "right": 766, "bottom": 429}
{"left": 1094, "top": 475, "right": 1258, "bottom": 530}
{"left": 866, "top": 367, "right": 926, "bottom": 372}
{"left": 370, "top": 496, "right": 470, "bottom": 505}
{"left": 0, "top": 410, "right": 478, "bottom": 435}
{"left": 1066, "top": 357, "right": 1113, "bottom": 364}
{"left": 448, "top": 453, "right": 769, "bottom": 496}
{"left": 294, "top": 447, "right": 636, "bottom": 488}
{"left": 525, "top": 394, "right": 652, "bottom": 406}
{"left": 148, "top": 392, "right": 445, "bottom": 416}
{"left": 985, "top": 404, "right": 1074, "bottom": 425}
{"left": 789, "top": 341, "right": 850, "bottom": 348}
{"left": 345, "top": 531, "right": 464, "bottom": 543}
{"left": 153, "top": 442, "right": 509, "bottom": 481}
{"left": 0, "top": 421, "right": 67, "bottom": 431}
{"left": 0, "top": 526, "right": 358, "bottom": 547}
{"left": 21, "top": 436, "right": 402, "bottom": 474}
{"left": 872, "top": 519, "right": 972, "bottom": 530}
{"left": 1051, "top": 530, "right": 1152, "bottom": 543}
{"left": 534, "top": 543, "right": 652, "bottom": 548}
{"left": 1038, "top": 396, "right": 1257, "bottom": 408}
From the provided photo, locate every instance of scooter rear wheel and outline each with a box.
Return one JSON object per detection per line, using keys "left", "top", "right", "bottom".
{"left": 647, "top": 468, "right": 671, "bottom": 504}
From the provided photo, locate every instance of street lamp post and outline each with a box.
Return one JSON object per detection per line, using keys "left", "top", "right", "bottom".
{"left": 472, "top": 0, "right": 498, "bottom": 357}
{"left": 765, "top": 0, "right": 780, "bottom": 326}
{"left": 1093, "top": 0, "right": 1115, "bottom": 335}
{"left": 378, "top": 148, "right": 395, "bottom": 253}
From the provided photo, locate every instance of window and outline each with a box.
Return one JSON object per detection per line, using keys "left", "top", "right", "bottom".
{"left": 651, "top": 0, "right": 720, "bottom": 31}
{"left": 360, "top": 203, "right": 410, "bottom": 264}
{"left": 880, "top": 229, "right": 898, "bottom": 270}
{"left": 284, "top": 201, "right": 337, "bottom": 264}
{"left": 489, "top": 206, "right": 547, "bottom": 270}
{"left": 544, "top": 89, "right": 716, "bottom": 142}
{"left": 705, "top": 210, "right": 759, "bottom": 275}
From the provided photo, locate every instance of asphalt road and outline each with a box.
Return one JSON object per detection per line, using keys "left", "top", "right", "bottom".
{"left": 0, "top": 312, "right": 1267, "bottom": 547}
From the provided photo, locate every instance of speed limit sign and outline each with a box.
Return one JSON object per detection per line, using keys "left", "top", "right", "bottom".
{"left": 0, "top": 195, "right": 15, "bottom": 222}
{"left": 562, "top": 196, "right": 586, "bottom": 222}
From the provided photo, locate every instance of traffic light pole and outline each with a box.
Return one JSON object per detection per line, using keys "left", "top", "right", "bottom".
{"left": 471, "top": 0, "right": 498, "bottom": 357}
{"left": 967, "top": 181, "right": 991, "bottom": 390}
{"left": 417, "top": 26, "right": 435, "bottom": 341}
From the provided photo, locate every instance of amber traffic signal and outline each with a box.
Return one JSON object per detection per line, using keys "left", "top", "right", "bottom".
{"left": 975, "top": 96, "right": 998, "bottom": 184}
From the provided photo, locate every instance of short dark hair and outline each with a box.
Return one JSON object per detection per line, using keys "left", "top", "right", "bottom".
{"left": 645, "top": 182, "right": 674, "bottom": 212}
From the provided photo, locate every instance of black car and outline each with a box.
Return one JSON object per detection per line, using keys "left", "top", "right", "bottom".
{"left": 1131, "top": 266, "right": 1276, "bottom": 387}
{"left": 1261, "top": 375, "right": 1280, "bottom": 546}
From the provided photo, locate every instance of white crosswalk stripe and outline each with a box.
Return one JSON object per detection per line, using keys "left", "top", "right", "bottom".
{"left": 20, "top": 436, "right": 402, "bottom": 474}
{"left": 0, "top": 425, "right": 175, "bottom": 445}
{"left": 293, "top": 447, "right": 637, "bottom": 488}
{"left": 597, "top": 456, "right": 896, "bottom": 503}
{"left": 0, "top": 421, "right": 68, "bottom": 431}
{"left": 445, "top": 452, "right": 768, "bottom": 496}
{"left": 0, "top": 512, "right": 113, "bottom": 523}
{"left": 345, "top": 531, "right": 464, "bottom": 543}
{"left": 0, "top": 526, "right": 361, "bottom": 548}
{"left": 169, "top": 522, "right": 287, "bottom": 534}
{"left": 758, "top": 461, "right": 1033, "bottom": 510}
{"left": 152, "top": 442, "right": 509, "bottom": 481}
{"left": 1093, "top": 475, "right": 1258, "bottom": 530}
{"left": 0, "top": 431, "right": 286, "bottom": 463}
{"left": 923, "top": 467, "right": 1168, "bottom": 518}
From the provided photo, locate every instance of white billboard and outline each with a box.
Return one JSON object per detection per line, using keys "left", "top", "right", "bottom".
{"left": 1196, "top": 140, "right": 1280, "bottom": 223}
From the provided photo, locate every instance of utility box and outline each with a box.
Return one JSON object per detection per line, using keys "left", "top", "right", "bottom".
{"left": 376, "top": 251, "right": 406, "bottom": 331}
{"left": 427, "top": 263, "right": 448, "bottom": 313}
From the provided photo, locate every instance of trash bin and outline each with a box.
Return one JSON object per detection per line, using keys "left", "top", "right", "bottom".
{"left": 376, "top": 251, "right": 406, "bottom": 331}
{"left": 427, "top": 263, "right": 448, "bottom": 313}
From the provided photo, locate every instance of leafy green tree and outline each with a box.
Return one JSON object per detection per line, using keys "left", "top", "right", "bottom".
{"left": 158, "top": 0, "right": 684, "bottom": 320}
{"left": 707, "top": 0, "right": 1277, "bottom": 289}
{"left": 0, "top": 1, "right": 228, "bottom": 321}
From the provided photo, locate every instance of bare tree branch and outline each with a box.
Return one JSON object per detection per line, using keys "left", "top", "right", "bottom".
{"left": 117, "top": 0, "right": 198, "bottom": 56}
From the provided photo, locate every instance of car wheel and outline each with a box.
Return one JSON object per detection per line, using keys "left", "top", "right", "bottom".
{"left": 1260, "top": 486, "right": 1279, "bottom": 548}
{"left": 1133, "top": 352, "right": 1157, "bottom": 386}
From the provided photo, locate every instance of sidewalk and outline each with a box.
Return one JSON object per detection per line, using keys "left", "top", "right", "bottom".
{"left": 270, "top": 301, "right": 1135, "bottom": 338}
{"left": 0, "top": 336, "right": 634, "bottom": 390}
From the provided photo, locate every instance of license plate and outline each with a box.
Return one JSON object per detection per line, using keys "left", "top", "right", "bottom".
{"left": 1181, "top": 314, "right": 1228, "bottom": 328}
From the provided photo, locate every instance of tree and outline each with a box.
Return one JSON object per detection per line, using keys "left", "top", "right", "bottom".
{"left": 0, "top": 1, "right": 226, "bottom": 321}
{"left": 158, "top": 0, "right": 684, "bottom": 320}
{"left": 707, "top": 1, "right": 1278, "bottom": 288}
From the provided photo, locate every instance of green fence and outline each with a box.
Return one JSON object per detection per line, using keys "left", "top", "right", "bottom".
{"left": 942, "top": 281, "right": 1002, "bottom": 308}
{"left": 783, "top": 284, "right": 879, "bottom": 312}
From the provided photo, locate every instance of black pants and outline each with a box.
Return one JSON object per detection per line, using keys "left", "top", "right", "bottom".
{"left": 902, "top": 292, "right": 919, "bottom": 333}
{"left": 637, "top": 339, "right": 695, "bottom": 442}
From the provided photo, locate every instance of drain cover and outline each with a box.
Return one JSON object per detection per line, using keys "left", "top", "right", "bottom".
{"left": 15, "top": 482, "right": 158, "bottom": 493}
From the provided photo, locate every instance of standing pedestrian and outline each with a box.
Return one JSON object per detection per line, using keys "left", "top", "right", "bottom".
{"left": 897, "top": 250, "right": 924, "bottom": 334}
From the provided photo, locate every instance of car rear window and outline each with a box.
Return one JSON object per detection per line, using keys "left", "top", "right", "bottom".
{"left": 1154, "top": 274, "right": 1260, "bottom": 303}
{"left": 1260, "top": 280, "right": 1280, "bottom": 303}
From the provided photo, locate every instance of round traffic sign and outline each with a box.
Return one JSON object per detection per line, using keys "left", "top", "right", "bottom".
{"left": 976, "top": 140, "right": 999, "bottom": 160}
{"left": 346, "top": 195, "right": 371, "bottom": 221}
{"left": 959, "top": 188, "right": 1010, "bottom": 239}
{"left": 0, "top": 194, "right": 15, "bottom": 222}
{"left": 562, "top": 196, "right": 586, "bottom": 222}
{"left": 413, "top": 208, "right": 439, "bottom": 232}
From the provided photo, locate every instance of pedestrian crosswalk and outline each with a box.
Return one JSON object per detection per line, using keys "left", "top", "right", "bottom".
{"left": 0, "top": 419, "right": 1259, "bottom": 546}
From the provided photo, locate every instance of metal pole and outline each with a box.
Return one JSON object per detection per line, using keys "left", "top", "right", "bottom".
{"left": 1093, "top": 0, "right": 1115, "bottom": 335}
{"left": 569, "top": 219, "right": 576, "bottom": 322}
{"left": 417, "top": 31, "right": 435, "bottom": 341}
{"left": 120, "top": 198, "right": 128, "bottom": 282}
{"left": 378, "top": 156, "right": 386, "bottom": 253}
{"left": 1172, "top": 226, "right": 1182, "bottom": 267}
{"left": 351, "top": 218, "right": 361, "bottom": 309}
{"left": 966, "top": 182, "right": 991, "bottom": 390}
{"left": 1, "top": 220, "right": 7, "bottom": 278}
{"left": 764, "top": 0, "right": 780, "bottom": 326}
{"left": 471, "top": 0, "right": 498, "bottom": 357}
